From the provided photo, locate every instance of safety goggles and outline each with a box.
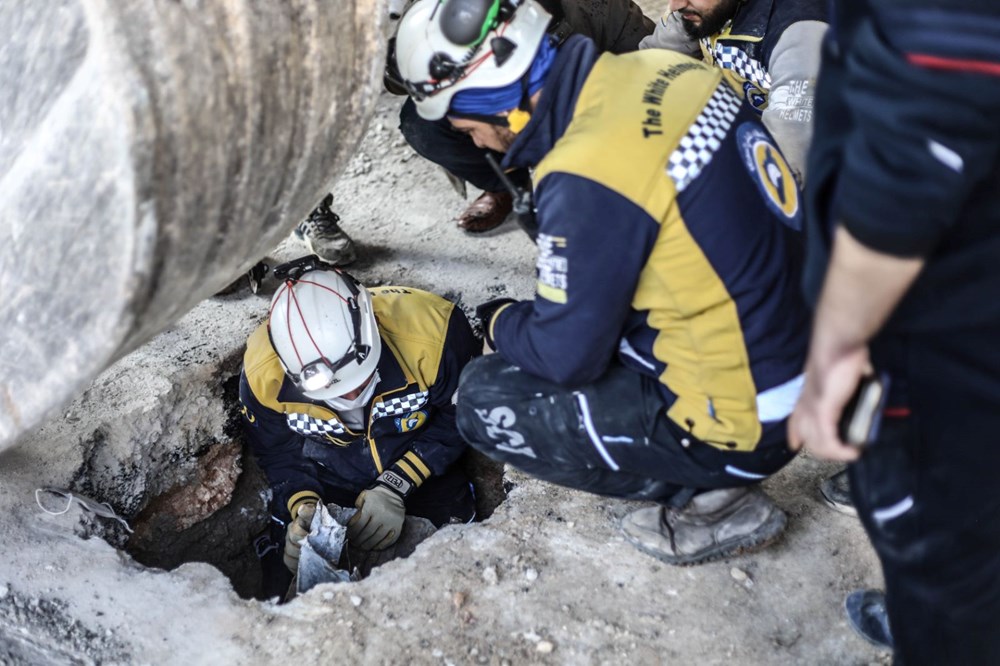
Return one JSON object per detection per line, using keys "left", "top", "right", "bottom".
{"left": 402, "top": 48, "right": 487, "bottom": 101}
{"left": 399, "top": 0, "right": 522, "bottom": 102}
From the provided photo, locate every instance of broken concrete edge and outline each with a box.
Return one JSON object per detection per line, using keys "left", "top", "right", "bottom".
{"left": 0, "top": 0, "right": 388, "bottom": 452}
{"left": 2, "top": 85, "right": 887, "bottom": 663}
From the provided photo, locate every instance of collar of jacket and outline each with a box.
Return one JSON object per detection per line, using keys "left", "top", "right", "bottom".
{"left": 274, "top": 330, "right": 410, "bottom": 409}
{"left": 501, "top": 34, "right": 600, "bottom": 172}
{"left": 722, "top": 0, "right": 772, "bottom": 41}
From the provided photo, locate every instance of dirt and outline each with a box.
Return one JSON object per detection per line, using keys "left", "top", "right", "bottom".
{"left": 0, "top": 9, "right": 891, "bottom": 662}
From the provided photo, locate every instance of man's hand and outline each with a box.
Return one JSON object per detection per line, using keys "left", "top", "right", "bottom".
{"left": 789, "top": 226, "right": 924, "bottom": 463}
{"left": 347, "top": 485, "right": 406, "bottom": 550}
{"left": 788, "top": 346, "right": 871, "bottom": 462}
{"left": 283, "top": 501, "right": 317, "bottom": 573}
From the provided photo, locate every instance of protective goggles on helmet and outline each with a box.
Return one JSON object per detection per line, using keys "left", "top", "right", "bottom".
{"left": 397, "top": 0, "right": 525, "bottom": 101}
{"left": 400, "top": 47, "right": 486, "bottom": 101}
{"left": 270, "top": 256, "right": 373, "bottom": 395}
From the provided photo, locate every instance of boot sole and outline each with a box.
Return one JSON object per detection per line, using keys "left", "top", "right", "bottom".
{"left": 623, "top": 509, "right": 788, "bottom": 567}
{"left": 819, "top": 485, "right": 859, "bottom": 518}
{"left": 820, "top": 493, "right": 859, "bottom": 517}
{"left": 301, "top": 236, "right": 357, "bottom": 267}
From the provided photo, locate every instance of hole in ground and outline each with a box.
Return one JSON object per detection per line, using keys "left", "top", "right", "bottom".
{"left": 122, "top": 375, "right": 509, "bottom": 600}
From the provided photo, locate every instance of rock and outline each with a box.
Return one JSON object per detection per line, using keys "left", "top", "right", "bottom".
{"left": 482, "top": 566, "right": 499, "bottom": 586}
{"left": 536, "top": 641, "right": 554, "bottom": 654}
{"left": 524, "top": 568, "right": 538, "bottom": 582}
{"left": 730, "top": 567, "right": 750, "bottom": 583}
{"left": 130, "top": 442, "right": 242, "bottom": 535}
{"left": 0, "top": 0, "right": 386, "bottom": 451}
{"left": 350, "top": 595, "right": 363, "bottom": 607}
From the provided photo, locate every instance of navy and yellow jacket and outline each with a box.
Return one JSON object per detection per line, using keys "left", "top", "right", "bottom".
{"left": 239, "top": 287, "right": 478, "bottom": 520}
{"left": 640, "top": 0, "right": 827, "bottom": 180}
{"left": 493, "top": 36, "right": 809, "bottom": 452}
{"left": 695, "top": 0, "right": 826, "bottom": 110}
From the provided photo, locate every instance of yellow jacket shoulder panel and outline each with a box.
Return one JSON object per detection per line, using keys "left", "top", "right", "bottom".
{"left": 371, "top": 286, "right": 455, "bottom": 391}
{"left": 534, "top": 50, "right": 722, "bottom": 222}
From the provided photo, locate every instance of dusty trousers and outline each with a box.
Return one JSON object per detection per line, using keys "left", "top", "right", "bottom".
{"left": 455, "top": 354, "right": 795, "bottom": 505}
{"left": 853, "top": 328, "right": 1000, "bottom": 665}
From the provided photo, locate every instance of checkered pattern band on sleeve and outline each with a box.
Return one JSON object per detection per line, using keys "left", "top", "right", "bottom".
{"left": 286, "top": 413, "right": 348, "bottom": 437}
{"left": 706, "top": 42, "right": 772, "bottom": 91}
{"left": 665, "top": 83, "right": 743, "bottom": 192}
{"left": 371, "top": 391, "right": 430, "bottom": 420}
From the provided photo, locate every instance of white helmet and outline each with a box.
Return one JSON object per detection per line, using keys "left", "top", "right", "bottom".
{"left": 268, "top": 259, "right": 381, "bottom": 401}
{"left": 395, "top": 0, "right": 552, "bottom": 120}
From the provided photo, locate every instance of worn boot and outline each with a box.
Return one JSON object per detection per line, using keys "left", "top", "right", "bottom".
{"left": 456, "top": 190, "right": 513, "bottom": 233}
{"left": 295, "top": 194, "right": 357, "bottom": 265}
{"left": 819, "top": 468, "right": 857, "bottom": 516}
{"left": 621, "top": 487, "right": 787, "bottom": 566}
{"left": 845, "top": 589, "right": 893, "bottom": 649}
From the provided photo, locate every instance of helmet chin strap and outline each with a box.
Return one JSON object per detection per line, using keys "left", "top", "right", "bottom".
{"left": 320, "top": 371, "right": 380, "bottom": 411}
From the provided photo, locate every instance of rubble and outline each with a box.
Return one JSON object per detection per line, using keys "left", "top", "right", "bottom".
{"left": 0, "top": 33, "right": 889, "bottom": 666}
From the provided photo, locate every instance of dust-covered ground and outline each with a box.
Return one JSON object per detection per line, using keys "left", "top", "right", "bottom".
{"left": 0, "top": 90, "right": 887, "bottom": 665}
{"left": 0, "top": 17, "right": 890, "bottom": 663}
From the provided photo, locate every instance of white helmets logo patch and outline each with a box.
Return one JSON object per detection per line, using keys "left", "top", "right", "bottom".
{"left": 736, "top": 124, "right": 801, "bottom": 229}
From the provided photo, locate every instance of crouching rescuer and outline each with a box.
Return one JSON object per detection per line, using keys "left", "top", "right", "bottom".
{"left": 238, "top": 257, "right": 477, "bottom": 591}
{"left": 395, "top": 0, "right": 809, "bottom": 564}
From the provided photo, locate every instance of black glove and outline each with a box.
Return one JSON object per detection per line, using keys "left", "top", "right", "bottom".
{"left": 475, "top": 298, "right": 517, "bottom": 351}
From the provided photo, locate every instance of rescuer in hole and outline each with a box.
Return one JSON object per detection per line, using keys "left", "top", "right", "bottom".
{"left": 238, "top": 256, "right": 477, "bottom": 591}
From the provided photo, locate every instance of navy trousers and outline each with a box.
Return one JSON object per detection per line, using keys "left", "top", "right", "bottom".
{"left": 854, "top": 327, "right": 1000, "bottom": 664}
{"left": 455, "top": 354, "right": 795, "bottom": 506}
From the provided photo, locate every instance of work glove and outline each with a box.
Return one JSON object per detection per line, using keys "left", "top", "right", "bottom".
{"left": 347, "top": 484, "right": 406, "bottom": 551}
{"left": 283, "top": 501, "right": 317, "bottom": 573}
{"left": 475, "top": 298, "right": 517, "bottom": 351}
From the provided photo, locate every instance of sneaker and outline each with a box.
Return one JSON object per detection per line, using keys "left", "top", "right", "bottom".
{"left": 845, "top": 589, "right": 893, "bottom": 649}
{"left": 820, "top": 468, "right": 857, "bottom": 516}
{"left": 620, "top": 487, "right": 787, "bottom": 566}
{"left": 295, "top": 194, "right": 357, "bottom": 265}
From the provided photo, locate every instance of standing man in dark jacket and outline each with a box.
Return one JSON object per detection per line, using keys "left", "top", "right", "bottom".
{"left": 395, "top": 0, "right": 809, "bottom": 565}
{"left": 789, "top": 1, "right": 1000, "bottom": 661}
{"left": 239, "top": 257, "right": 477, "bottom": 589}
